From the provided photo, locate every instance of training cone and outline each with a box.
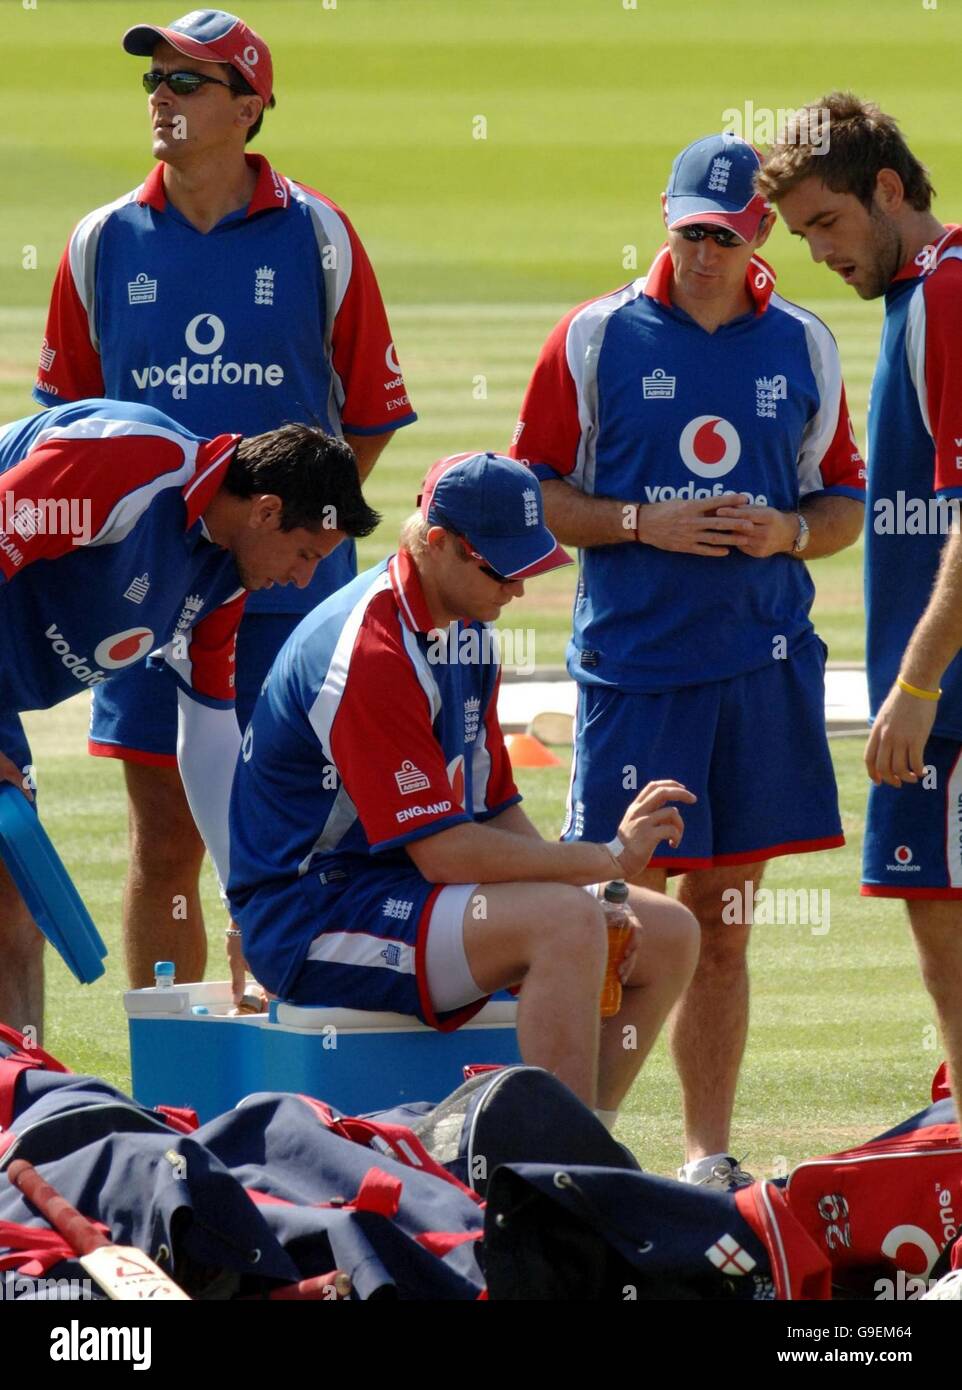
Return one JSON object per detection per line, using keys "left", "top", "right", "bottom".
{"left": 504, "top": 733, "right": 561, "bottom": 767}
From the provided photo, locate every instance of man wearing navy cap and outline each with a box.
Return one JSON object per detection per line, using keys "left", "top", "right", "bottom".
{"left": 227, "top": 453, "right": 700, "bottom": 1111}
{"left": 511, "top": 135, "right": 865, "bottom": 1182}
{"left": 31, "top": 10, "right": 413, "bottom": 993}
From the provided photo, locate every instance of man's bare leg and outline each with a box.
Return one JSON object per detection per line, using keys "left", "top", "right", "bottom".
{"left": 669, "top": 861, "right": 764, "bottom": 1163}
{"left": 122, "top": 764, "right": 208, "bottom": 988}
{"left": 463, "top": 881, "right": 607, "bottom": 1106}
{"left": 597, "top": 886, "right": 699, "bottom": 1110}
{"left": 907, "top": 899, "right": 962, "bottom": 1121}
{"left": 0, "top": 859, "right": 44, "bottom": 1037}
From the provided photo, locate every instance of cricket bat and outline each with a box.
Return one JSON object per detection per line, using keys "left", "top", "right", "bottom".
{"left": 6, "top": 1157, "right": 190, "bottom": 1300}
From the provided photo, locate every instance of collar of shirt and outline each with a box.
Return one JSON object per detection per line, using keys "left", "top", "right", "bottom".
{"left": 890, "top": 223, "right": 962, "bottom": 285}
{"left": 642, "top": 243, "right": 777, "bottom": 317}
{"left": 390, "top": 548, "right": 439, "bottom": 635}
{"left": 137, "top": 152, "right": 291, "bottom": 220}
{"left": 182, "top": 433, "right": 241, "bottom": 529}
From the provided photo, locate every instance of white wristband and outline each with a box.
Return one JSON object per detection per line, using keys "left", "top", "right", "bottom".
{"left": 605, "top": 836, "right": 626, "bottom": 864}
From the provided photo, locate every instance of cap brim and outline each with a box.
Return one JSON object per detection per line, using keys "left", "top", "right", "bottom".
{"left": 667, "top": 201, "right": 767, "bottom": 242}
{"left": 122, "top": 24, "right": 221, "bottom": 62}
{"left": 473, "top": 527, "right": 574, "bottom": 580}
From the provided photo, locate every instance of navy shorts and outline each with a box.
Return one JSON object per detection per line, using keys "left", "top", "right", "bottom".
{"left": 563, "top": 639, "right": 843, "bottom": 870}
{"left": 862, "top": 733, "right": 962, "bottom": 899}
{"left": 88, "top": 612, "right": 300, "bottom": 764}
{"left": 243, "top": 862, "right": 488, "bottom": 1033}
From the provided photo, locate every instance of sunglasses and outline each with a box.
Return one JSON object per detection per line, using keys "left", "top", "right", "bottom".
{"left": 677, "top": 224, "right": 745, "bottom": 249}
{"left": 143, "top": 69, "right": 241, "bottom": 96}
{"left": 453, "top": 535, "right": 512, "bottom": 585}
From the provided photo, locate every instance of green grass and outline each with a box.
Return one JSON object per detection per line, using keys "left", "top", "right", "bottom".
{"left": 5, "top": 0, "right": 957, "bottom": 1176}
{"left": 30, "top": 699, "right": 938, "bottom": 1178}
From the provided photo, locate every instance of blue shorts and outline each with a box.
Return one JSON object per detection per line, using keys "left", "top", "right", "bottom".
{"left": 88, "top": 612, "right": 299, "bottom": 764}
{"left": 242, "top": 862, "right": 489, "bottom": 1033}
{"left": 862, "top": 733, "right": 962, "bottom": 899}
{"left": 563, "top": 639, "right": 843, "bottom": 870}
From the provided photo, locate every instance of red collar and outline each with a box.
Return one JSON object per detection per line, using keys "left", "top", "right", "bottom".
{"left": 138, "top": 153, "right": 290, "bottom": 217}
{"left": 642, "top": 244, "right": 777, "bottom": 316}
{"left": 890, "top": 223, "right": 962, "bottom": 284}
{"left": 390, "top": 549, "right": 438, "bottom": 635}
{"left": 183, "top": 434, "right": 241, "bottom": 528}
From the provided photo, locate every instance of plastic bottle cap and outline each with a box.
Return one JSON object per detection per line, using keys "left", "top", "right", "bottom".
{"left": 153, "top": 961, "right": 175, "bottom": 976}
{"left": 603, "top": 880, "right": 629, "bottom": 903}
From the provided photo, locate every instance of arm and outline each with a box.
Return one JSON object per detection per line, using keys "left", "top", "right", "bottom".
{"left": 543, "top": 478, "right": 759, "bottom": 555}
{"left": 483, "top": 802, "right": 543, "bottom": 839}
{"left": 405, "top": 779, "right": 695, "bottom": 885}
{"left": 175, "top": 693, "right": 241, "bottom": 891}
{"left": 712, "top": 493, "right": 865, "bottom": 560}
{"left": 343, "top": 429, "right": 392, "bottom": 485}
{"left": 34, "top": 228, "right": 106, "bottom": 406}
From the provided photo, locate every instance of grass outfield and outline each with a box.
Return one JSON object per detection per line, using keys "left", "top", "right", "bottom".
{"left": 30, "top": 697, "right": 938, "bottom": 1178}
{"left": 3, "top": 1, "right": 958, "bottom": 1174}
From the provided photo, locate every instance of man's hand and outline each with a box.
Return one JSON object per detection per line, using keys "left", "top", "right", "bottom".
{"left": 865, "top": 683, "right": 937, "bottom": 788}
{"left": 226, "top": 926, "right": 248, "bottom": 1006}
{"left": 635, "top": 493, "right": 756, "bottom": 556}
{"left": 614, "top": 779, "right": 696, "bottom": 878}
{"left": 711, "top": 503, "right": 799, "bottom": 558}
{"left": 0, "top": 750, "right": 33, "bottom": 803}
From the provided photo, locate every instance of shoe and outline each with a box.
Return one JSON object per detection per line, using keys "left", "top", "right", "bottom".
{"left": 677, "top": 1154, "right": 756, "bottom": 1191}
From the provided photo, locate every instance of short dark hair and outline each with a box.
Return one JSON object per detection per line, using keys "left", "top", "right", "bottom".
{"left": 225, "top": 424, "right": 381, "bottom": 537}
{"left": 229, "top": 68, "right": 276, "bottom": 145}
{"left": 756, "top": 92, "right": 935, "bottom": 212}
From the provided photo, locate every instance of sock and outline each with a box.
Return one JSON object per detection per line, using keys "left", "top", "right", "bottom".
{"left": 594, "top": 1108, "right": 619, "bottom": 1133}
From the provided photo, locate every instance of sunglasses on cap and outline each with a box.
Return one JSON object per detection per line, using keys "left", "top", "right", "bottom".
{"left": 452, "top": 535, "right": 513, "bottom": 585}
{"left": 676, "top": 223, "right": 745, "bottom": 249}
{"left": 143, "top": 69, "right": 242, "bottom": 96}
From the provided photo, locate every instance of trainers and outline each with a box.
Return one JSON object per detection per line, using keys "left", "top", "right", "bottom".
{"left": 677, "top": 1154, "right": 756, "bottom": 1191}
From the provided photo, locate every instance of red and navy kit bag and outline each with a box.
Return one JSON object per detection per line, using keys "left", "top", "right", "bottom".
{"left": 785, "top": 1068, "right": 961, "bottom": 1296}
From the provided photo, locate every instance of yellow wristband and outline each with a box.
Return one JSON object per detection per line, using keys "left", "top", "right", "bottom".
{"left": 896, "top": 675, "right": 942, "bottom": 702}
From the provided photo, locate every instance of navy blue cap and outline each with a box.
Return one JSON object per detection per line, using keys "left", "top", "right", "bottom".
{"left": 666, "top": 134, "right": 770, "bottom": 242}
{"left": 418, "top": 452, "right": 571, "bottom": 580}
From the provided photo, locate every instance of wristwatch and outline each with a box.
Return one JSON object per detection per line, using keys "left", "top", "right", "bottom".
{"left": 792, "top": 512, "right": 810, "bottom": 554}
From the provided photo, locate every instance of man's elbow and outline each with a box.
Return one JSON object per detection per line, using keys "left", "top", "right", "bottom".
{"left": 405, "top": 828, "right": 465, "bottom": 884}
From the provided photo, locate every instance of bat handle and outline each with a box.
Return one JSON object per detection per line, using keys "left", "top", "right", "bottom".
{"left": 7, "top": 1158, "right": 109, "bottom": 1256}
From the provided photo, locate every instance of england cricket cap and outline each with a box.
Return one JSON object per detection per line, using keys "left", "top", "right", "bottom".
{"left": 123, "top": 9, "right": 274, "bottom": 105}
{"left": 417, "top": 452, "right": 572, "bottom": 580}
{"left": 665, "top": 133, "right": 770, "bottom": 242}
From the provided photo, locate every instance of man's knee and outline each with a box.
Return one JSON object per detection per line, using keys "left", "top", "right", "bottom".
{"left": 530, "top": 886, "right": 608, "bottom": 971}
{"left": 123, "top": 765, "right": 203, "bottom": 870}
{"left": 638, "top": 893, "right": 701, "bottom": 984}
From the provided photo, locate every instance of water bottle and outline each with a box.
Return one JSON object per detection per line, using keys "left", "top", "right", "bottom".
{"left": 599, "top": 882, "right": 634, "bottom": 1019}
{"left": 153, "top": 960, "right": 175, "bottom": 990}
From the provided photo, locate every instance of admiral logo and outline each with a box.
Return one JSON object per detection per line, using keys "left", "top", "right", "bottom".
{"left": 395, "top": 800, "right": 452, "bottom": 824}
{"left": 678, "top": 415, "right": 741, "bottom": 479}
{"left": 395, "top": 760, "right": 430, "bottom": 795}
{"left": 38, "top": 338, "right": 56, "bottom": 371}
{"left": 128, "top": 273, "right": 157, "bottom": 306}
{"left": 380, "top": 944, "right": 402, "bottom": 966}
{"left": 130, "top": 314, "right": 284, "bottom": 400}
{"left": 124, "top": 573, "right": 150, "bottom": 605}
{"left": 643, "top": 367, "right": 676, "bottom": 400}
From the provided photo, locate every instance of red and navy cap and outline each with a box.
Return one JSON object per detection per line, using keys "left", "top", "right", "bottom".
{"left": 417, "top": 452, "right": 572, "bottom": 580}
{"left": 665, "top": 134, "right": 771, "bottom": 243}
{"left": 123, "top": 9, "right": 274, "bottom": 105}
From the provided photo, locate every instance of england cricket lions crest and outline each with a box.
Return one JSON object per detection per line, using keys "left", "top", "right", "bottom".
{"left": 755, "top": 374, "right": 787, "bottom": 419}
{"left": 254, "top": 266, "right": 275, "bottom": 306}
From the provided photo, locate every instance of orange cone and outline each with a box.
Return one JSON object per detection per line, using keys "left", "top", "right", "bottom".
{"left": 505, "top": 733, "right": 561, "bottom": 767}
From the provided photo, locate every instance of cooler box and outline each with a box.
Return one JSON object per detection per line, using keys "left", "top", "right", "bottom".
{"left": 125, "top": 980, "right": 521, "bottom": 1121}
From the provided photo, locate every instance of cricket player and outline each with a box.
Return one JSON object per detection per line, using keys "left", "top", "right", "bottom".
{"left": 228, "top": 453, "right": 700, "bottom": 1113}
{"left": 0, "top": 398, "right": 379, "bottom": 1034}
{"left": 759, "top": 93, "right": 962, "bottom": 1113}
{"left": 510, "top": 134, "right": 865, "bottom": 1186}
{"left": 33, "top": 8, "right": 414, "bottom": 990}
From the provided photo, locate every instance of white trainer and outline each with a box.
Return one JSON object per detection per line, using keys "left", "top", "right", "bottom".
{"left": 678, "top": 1153, "right": 756, "bottom": 1191}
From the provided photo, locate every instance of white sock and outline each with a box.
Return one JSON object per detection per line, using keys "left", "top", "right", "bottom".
{"left": 594, "top": 1108, "right": 619, "bottom": 1133}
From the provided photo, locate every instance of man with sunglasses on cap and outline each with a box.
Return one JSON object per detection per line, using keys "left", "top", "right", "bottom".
{"left": 227, "top": 453, "right": 700, "bottom": 1113}
{"left": 32, "top": 10, "right": 414, "bottom": 994}
{"left": 510, "top": 134, "right": 865, "bottom": 1184}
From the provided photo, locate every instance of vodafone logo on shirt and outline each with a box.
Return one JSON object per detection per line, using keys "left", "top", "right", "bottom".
{"left": 130, "top": 314, "right": 285, "bottom": 400}
{"left": 679, "top": 415, "right": 742, "bottom": 480}
{"left": 94, "top": 628, "right": 156, "bottom": 669}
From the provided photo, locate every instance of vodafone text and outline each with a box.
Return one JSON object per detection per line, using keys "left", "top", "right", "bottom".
{"left": 639, "top": 484, "right": 768, "bottom": 506}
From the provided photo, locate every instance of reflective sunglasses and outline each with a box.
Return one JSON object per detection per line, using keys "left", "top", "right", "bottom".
{"left": 454, "top": 535, "right": 512, "bottom": 585}
{"left": 143, "top": 69, "right": 240, "bottom": 96}
{"left": 677, "top": 223, "right": 745, "bottom": 249}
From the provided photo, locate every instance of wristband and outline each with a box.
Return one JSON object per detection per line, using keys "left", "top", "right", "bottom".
{"left": 604, "top": 836, "right": 627, "bottom": 874}
{"left": 896, "top": 675, "right": 942, "bottom": 702}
